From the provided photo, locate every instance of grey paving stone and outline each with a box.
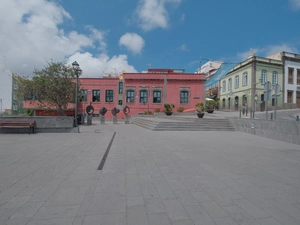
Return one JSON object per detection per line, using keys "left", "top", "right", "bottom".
{"left": 171, "top": 219, "right": 195, "bottom": 225}
{"left": 82, "top": 213, "right": 126, "bottom": 225}
{"left": 233, "top": 198, "right": 270, "bottom": 219}
{"left": 27, "top": 217, "right": 75, "bottom": 225}
{"left": 148, "top": 213, "right": 172, "bottom": 225}
{"left": 162, "top": 199, "right": 189, "bottom": 222}
{"left": 152, "top": 177, "right": 177, "bottom": 200}
{"left": 145, "top": 198, "right": 166, "bottom": 215}
{"left": 10, "top": 201, "right": 44, "bottom": 218}
{"left": 184, "top": 205, "right": 216, "bottom": 225}
{"left": 138, "top": 175, "right": 161, "bottom": 199}
{"left": 200, "top": 201, "right": 229, "bottom": 218}
{"left": 127, "top": 196, "right": 145, "bottom": 207}
{"left": 223, "top": 204, "right": 261, "bottom": 225}
{"left": 127, "top": 205, "right": 149, "bottom": 225}
{"left": 174, "top": 189, "right": 200, "bottom": 206}
{"left": 213, "top": 216, "right": 239, "bottom": 225}
{"left": 85, "top": 194, "right": 126, "bottom": 215}
{"left": 32, "top": 205, "right": 80, "bottom": 220}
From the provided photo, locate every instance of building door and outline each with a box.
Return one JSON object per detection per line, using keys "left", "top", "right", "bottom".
{"left": 235, "top": 96, "right": 239, "bottom": 110}
{"left": 297, "top": 91, "right": 300, "bottom": 108}
{"left": 222, "top": 99, "right": 225, "bottom": 109}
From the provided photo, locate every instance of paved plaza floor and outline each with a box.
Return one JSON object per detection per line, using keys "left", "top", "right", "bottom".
{"left": 0, "top": 114, "right": 300, "bottom": 225}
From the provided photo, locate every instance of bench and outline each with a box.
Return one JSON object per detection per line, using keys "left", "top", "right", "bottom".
{"left": 0, "top": 120, "right": 35, "bottom": 134}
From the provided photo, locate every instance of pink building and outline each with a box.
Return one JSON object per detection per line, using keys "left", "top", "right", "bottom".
{"left": 24, "top": 69, "right": 206, "bottom": 119}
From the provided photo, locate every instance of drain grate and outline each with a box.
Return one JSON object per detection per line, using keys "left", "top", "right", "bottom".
{"left": 97, "top": 132, "right": 116, "bottom": 170}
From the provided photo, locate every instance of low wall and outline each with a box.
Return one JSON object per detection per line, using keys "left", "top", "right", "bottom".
{"left": 228, "top": 118, "right": 300, "bottom": 145}
{"left": 0, "top": 116, "right": 79, "bottom": 133}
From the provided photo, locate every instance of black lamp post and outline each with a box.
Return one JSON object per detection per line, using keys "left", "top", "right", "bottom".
{"left": 72, "top": 61, "right": 82, "bottom": 127}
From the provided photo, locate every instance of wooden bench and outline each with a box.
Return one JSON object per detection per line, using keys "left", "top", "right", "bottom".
{"left": 0, "top": 120, "right": 35, "bottom": 134}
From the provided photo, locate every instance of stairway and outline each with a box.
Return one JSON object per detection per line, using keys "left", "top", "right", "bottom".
{"left": 131, "top": 117, "right": 235, "bottom": 131}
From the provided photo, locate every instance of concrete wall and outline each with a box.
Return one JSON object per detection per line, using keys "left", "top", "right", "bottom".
{"left": 229, "top": 118, "right": 300, "bottom": 145}
{"left": 0, "top": 116, "right": 79, "bottom": 133}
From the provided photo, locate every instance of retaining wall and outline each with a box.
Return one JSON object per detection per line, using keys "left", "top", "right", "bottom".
{"left": 229, "top": 118, "right": 300, "bottom": 145}
{"left": 0, "top": 116, "right": 79, "bottom": 133}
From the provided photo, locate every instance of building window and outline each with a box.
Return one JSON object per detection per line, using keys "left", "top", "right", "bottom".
{"left": 261, "top": 70, "right": 266, "bottom": 84}
{"left": 287, "top": 91, "right": 293, "bottom": 103}
{"left": 228, "top": 78, "right": 232, "bottom": 90}
{"left": 92, "top": 90, "right": 100, "bottom": 102}
{"left": 242, "top": 72, "right": 248, "bottom": 86}
{"left": 126, "top": 90, "right": 135, "bottom": 103}
{"left": 222, "top": 80, "right": 226, "bottom": 92}
{"left": 119, "top": 82, "right": 123, "bottom": 94}
{"left": 180, "top": 91, "right": 189, "bottom": 104}
{"left": 235, "top": 75, "right": 239, "bottom": 88}
{"left": 153, "top": 91, "right": 161, "bottom": 103}
{"left": 80, "top": 89, "right": 88, "bottom": 102}
{"left": 288, "top": 68, "right": 294, "bottom": 84}
{"left": 13, "top": 81, "right": 18, "bottom": 90}
{"left": 297, "top": 69, "right": 300, "bottom": 85}
{"left": 118, "top": 100, "right": 123, "bottom": 105}
{"left": 105, "top": 90, "right": 113, "bottom": 102}
{"left": 140, "top": 90, "right": 148, "bottom": 103}
{"left": 272, "top": 71, "right": 278, "bottom": 85}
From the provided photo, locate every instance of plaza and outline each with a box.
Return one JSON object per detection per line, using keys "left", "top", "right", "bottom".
{"left": 0, "top": 111, "right": 300, "bottom": 225}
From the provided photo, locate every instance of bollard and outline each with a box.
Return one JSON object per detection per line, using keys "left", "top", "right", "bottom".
{"left": 297, "top": 116, "right": 299, "bottom": 121}
{"left": 253, "top": 111, "right": 255, "bottom": 119}
{"left": 239, "top": 110, "right": 242, "bottom": 118}
{"left": 246, "top": 109, "right": 248, "bottom": 116}
{"left": 270, "top": 113, "right": 273, "bottom": 120}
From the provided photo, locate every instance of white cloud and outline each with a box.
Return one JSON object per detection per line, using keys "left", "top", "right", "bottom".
{"left": 176, "top": 44, "right": 189, "bottom": 52}
{"left": 67, "top": 52, "right": 137, "bottom": 78}
{"left": 237, "top": 44, "right": 298, "bottom": 61}
{"left": 136, "top": 0, "right": 182, "bottom": 31}
{"left": 0, "top": 0, "right": 136, "bottom": 77}
{"left": 119, "top": 33, "right": 145, "bottom": 55}
{"left": 289, "top": 0, "right": 300, "bottom": 10}
{"left": 180, "top": 14, "right": 185, "bottom": 22}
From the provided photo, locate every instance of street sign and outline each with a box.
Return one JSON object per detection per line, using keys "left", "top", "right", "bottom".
{"left": 273, "top": 84, "right": 281, "bottom": 95}
{"left": 264, "top": 81, "right": 271, "bottom": 91}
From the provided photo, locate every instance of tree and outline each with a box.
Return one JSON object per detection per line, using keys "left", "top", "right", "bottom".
{"left": 19, "top": 61, "right": 79, "bottom": 116}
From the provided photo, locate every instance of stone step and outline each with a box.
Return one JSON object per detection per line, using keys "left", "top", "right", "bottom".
{"left": 131, "top": 117, "right": 235, "bottom": 131}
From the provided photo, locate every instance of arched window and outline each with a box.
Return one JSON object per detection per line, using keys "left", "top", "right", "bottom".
{"left": 235, "top": 75, "right": 239, "bottom": 88}
{"left": 272, "top": 71, "right": 278, "bottom": 84}
{"left": 180, "top": 91, "right": 189, "bottom": 104}
{"left": 261, "top": 70, "right": 266, "bottom": 84}
{"left": 228, "top": 78, "right": 232, "bottom": 90}
{"left": 126, "top": 90, "right": 135, "bottom": 103}
{"left": 222, "top": 80, "right": 226, "bottom": 92}
{"left": 243, "top": 72, "right": 248, "bottom": 86}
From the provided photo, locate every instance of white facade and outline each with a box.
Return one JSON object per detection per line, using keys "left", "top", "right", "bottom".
{"left": 0, "top": 70, "right": 12, "bottom": 113}
{"left": 284, "top": 59, "right": 300, "bottom": 105}
{"left": 267, "top": 51, "right": 300, "bottom": 108}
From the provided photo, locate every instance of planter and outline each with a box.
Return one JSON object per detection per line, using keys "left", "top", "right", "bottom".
{"left": 165, "top": 111, "right": 173, "bottom": 116}
{"left": 197, "top": 113, "right": 205, "bottom": 118}
{"left": 206, "top": 109, "right": 214, "bottom": 113}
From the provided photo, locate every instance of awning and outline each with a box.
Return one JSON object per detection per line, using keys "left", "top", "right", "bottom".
{"left": 205, "top": 63, "right": 236, "bottom": 88}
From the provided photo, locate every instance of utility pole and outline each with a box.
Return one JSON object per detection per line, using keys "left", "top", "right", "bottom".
{"left": 0, "top": 98, "right": 2, "bottom": 115}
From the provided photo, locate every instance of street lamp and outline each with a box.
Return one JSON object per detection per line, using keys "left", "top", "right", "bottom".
{"left": 72, "top": 61, "right": 82, "bottom": 127}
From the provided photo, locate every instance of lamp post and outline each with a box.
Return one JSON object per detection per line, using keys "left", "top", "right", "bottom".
{"left": 72, "top": 61, "right": 82, "bottom": 127}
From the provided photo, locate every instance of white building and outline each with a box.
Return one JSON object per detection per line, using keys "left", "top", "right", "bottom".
{"left": 0, "top": 70, "right": 13, "bottom": 114}
{"left": 267, "top": 52, "right": 300, "bottom": 108}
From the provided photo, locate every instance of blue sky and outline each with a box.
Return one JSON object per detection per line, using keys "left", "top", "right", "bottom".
{"left": 1, "top": 0, "right": 300, "bottom": 78}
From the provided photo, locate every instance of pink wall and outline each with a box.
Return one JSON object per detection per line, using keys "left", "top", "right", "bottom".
{"left": 23, "top": 69, "right": 206, "bottom": 119}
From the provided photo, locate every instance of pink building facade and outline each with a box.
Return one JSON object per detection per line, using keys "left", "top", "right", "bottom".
{"left": 24, "top": 69, "right": 206, "bottom": 119}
